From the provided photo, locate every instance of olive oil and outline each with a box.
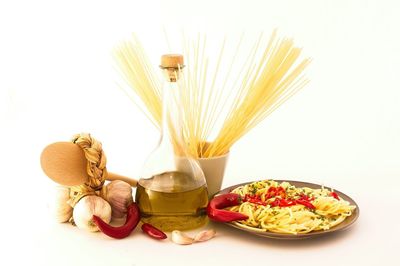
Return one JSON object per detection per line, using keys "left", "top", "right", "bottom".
{"left": 136, "top": 171, "right": 208, "bottom": 231}
{"left": 137, "top": 55, "right": 209, "bottom": 231}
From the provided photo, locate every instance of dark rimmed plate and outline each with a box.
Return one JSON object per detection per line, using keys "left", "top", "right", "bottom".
{"left": 214, "top": 180, "right": 360, "bottom": 239}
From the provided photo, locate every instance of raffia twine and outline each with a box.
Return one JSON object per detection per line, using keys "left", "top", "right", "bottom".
{"left": 67, "top": 133, "right": 108, "bottom": 207}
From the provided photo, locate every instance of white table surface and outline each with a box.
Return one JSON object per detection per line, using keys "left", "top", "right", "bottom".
{"left": 2, "top": 0, "right": 400, "bottom": 265}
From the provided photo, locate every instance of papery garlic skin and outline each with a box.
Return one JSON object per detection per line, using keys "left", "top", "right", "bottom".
{"left": 194, "top": 229, "right": 216, "bottom": 242}
{"left": 49, "top": 186, "right": 73, "bottom": 223}
{"left": 73, "top": 195, "right": 111, "bottom": 232}
{"left": 103, "top": 180, "right": 133, "bottom": 218}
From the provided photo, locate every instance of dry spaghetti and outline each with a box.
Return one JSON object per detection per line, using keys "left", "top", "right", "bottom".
{"left": 113, "top": 31, "right": 311, "bottom": 159}
{"left": 229, "top": 180, "right": 356, "bottom": 234}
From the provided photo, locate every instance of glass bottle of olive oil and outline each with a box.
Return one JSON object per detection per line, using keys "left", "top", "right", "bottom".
{"left": 136, "top": 54, "right": 208, "bottom": 232}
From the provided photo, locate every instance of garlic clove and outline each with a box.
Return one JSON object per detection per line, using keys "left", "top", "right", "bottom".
{"left": 171, "top": 230, "right": 194, "bottom": 245}
{"left": 102, "top": 180, "right": 133, "bottom": 218}
{"left": 193, "top": 229, "right": 216, "bottom": 242}
{"left": 48, "top": 186, "right": 73, "bottom": 223}
{"left": 73, "top": 195, "right": 112, "bottom": 232}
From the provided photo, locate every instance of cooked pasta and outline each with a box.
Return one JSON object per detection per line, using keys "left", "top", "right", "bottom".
{"left": 229, "top": 180, "right": 356, "bottom": 234}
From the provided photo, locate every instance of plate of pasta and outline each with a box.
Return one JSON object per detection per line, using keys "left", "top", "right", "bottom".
{"left": 216, "top": 180, "right": 359, "bottom": 239}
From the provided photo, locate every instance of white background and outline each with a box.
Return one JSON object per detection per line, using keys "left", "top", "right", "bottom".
{"left": 1, "top": 0, "right": 400, "bottom": 265}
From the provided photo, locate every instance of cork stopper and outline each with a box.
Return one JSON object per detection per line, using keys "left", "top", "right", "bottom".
{"left": 160, "top": 54, "right": 184, "bottom": 69}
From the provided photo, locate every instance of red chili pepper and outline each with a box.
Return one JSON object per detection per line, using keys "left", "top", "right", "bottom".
{"left": 247, "top": 198, "right": 266, "bottom": 205}
{"left": 270, "top": 198, "right": 297, "bottom": 208}
{"left": 265, "top": 187, "right": 276, "bottom": 199}
{"left": 244, "top": 194, "right": 266, "bottom": 206}
{"left": 269, "top": 198, "right": 281, "bottom": 207}
{"left": 93, "top": 203, "right": 140, "bottom": 239}
{"left": 298, "top": 194, "right": 314, "bottom": 201}
{"left": 207, "top": 193, "right": 249, "bottom": 222}
{"left": 295, "top": 199, "right": 316, "bottom": 209}
{"left": 330, "top": 192, "right": 340, "bottom": 200}
{"left": 276, "top": 186, "right": 286, "bottom": 198}
{"left": 265, "top": 186, "right": 286, "bottom": 199}
{"left": 141, "top": 223, "right": 167, "bottom": 240}
{"left": 280, "top": 198, "right": 296, "bottom": 207}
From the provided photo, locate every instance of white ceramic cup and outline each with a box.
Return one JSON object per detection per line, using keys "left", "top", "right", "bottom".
{"left": 198, "top": 153, "right": 229, "bottom": 197}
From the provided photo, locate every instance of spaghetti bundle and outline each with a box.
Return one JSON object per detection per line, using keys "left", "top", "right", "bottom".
{"left": 114, "top": 31, "right": 311, "bottom": 158}
{"left": 229, "top": 180, "right": 356, "bottom": 234}
{"left": 113, "top": 35, "right": 162, "bottom": 128}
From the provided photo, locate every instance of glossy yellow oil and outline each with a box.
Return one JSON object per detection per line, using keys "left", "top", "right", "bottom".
{"left": 136, "top": 172, "right": 208, "bottom": 231}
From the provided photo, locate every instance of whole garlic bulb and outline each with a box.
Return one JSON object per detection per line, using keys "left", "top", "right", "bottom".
{"left": 103, "top": 180, "right": 133, "bottom": 218}
{"left": 73, "top": 195, "right": 111, "bottom": 232}
{"left": 48, "top": 186, "right": 73, "bottom": 223}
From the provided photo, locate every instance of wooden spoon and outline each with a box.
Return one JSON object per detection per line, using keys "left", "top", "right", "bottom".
{"left": 40, "top": 142, "right": 137, "bottom": 187}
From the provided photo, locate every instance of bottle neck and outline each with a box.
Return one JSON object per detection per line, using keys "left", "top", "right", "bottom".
{"left": 160, "top": 68, "right": 184, "bottom": 155}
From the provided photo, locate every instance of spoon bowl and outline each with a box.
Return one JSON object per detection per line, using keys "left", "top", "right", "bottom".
{"left": 40, "top": 142, "right": 137, "bottom": 187}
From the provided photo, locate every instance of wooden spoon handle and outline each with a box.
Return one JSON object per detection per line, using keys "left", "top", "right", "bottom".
{"left": 107, "top": 172, "right": 137, "bottom": 187}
